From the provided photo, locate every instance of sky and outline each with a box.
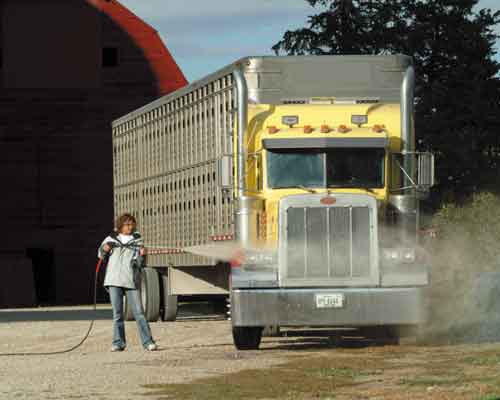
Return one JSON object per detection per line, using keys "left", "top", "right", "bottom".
{"left": 119, "top": 0, "right": 500, "bottom": 83}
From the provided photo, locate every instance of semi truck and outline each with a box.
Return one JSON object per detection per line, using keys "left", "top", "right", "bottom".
{"left": 112, "top": 55, "right": 434, "bottom": 349}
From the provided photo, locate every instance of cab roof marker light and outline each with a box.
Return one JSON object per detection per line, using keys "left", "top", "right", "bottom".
{"left": 320, "top": 125, "right": 331, "bottom": 133}
{"left": 268, "top": 126, "right": 279, "bottom": 134}
{"left": 304, "top": 125, "right": 314, "bottom": 134}
{"left": 338, "top": 124, "right": 351, "bottom": 133}
{"left": 373, "top": 124, "right": 386, "bottom": 133}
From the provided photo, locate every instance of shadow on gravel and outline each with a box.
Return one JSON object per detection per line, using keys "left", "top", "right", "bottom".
{"left": 265, "top": 338, "right": 378, "bottom": 351}
{"left": 262, "top": 329, "right": 390, "bottom": 351}
{"left": 0, "top": 308, "right": 112, "bottom": 322}
{"left": 0, "top": 302, "right": 228, "bottom": 323}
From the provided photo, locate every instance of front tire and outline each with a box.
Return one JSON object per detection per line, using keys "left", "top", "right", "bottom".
{"left": 232, "top": 326, "right": 263, "bottom": 350}
{"left": 360, "top": 325, "right": 400, "bottom": 345}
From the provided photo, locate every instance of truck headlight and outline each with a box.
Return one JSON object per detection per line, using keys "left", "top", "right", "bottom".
{"left": 401, "top": 248, "right": 416, "bottom": 263}
{"left": 382, "top": 248, "right": 415, "bottom": 264}
{"left": 382, "top": 248, "right": 400, "bottom": 261}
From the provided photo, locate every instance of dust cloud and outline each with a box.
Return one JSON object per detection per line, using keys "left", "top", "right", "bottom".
{"left": 420, "top": 193, "right": 500, "bottom": 345}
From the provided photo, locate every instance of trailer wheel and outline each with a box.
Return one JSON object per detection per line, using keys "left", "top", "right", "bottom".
{"left": 232, "top": 327, "right": 263, "bottom": 350}
{"left": 161, "top": 273, "right": 178, "bottom": 321}
{"left": 140, "top": 268, "right": 161, "bottom": 322}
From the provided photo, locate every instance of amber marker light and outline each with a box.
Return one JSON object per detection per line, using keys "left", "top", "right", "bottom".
{"left": 320, "top": 125, "right": 331, "bottom": 133}
{"left": 372, "top": 124, "right": 386, "bottom": 133}
{"left": 321, "top": 196, "right": 336, "bottom": 205}
{"left": 268, "top": 126, "right": 279, "bottom": 134}
{"left": 338, "top": 124, "right": 351, "bottom": 133}
{"left": 303, "top": 125, "right": 314, "bottom": 134}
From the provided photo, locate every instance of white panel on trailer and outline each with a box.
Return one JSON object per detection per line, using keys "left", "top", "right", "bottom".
{"left": 112, "top": 72, "right": 236, "bottom": 267}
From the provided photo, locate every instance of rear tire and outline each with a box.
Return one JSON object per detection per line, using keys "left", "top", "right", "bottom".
{"left": 161, "top": 273, "right": 178, "bottom": 321}
{"left": 232, "top": 326, "right": 263, "bottom": 350}
{"left": 140, "top": 268, "right": 161, "bottom": 322}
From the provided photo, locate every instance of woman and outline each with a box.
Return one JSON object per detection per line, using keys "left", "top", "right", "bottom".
{"left": 98, "top": 213, "right": 158, "bottom": 352}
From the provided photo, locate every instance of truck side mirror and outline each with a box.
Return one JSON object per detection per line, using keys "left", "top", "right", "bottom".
{"left": 417, "top": 152, "right": 435, "bottom": 189}
{"left": 217, "top": 155, "right": 233, "bottom": 190}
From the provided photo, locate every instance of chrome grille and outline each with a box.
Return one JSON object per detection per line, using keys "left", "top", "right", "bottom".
{"left": 285, "top": 206, "right": 372, "bottom": 280}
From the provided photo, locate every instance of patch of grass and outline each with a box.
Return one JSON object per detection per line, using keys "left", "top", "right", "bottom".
{"left": 399, "top": 375, "right": 464, "bottom": 387}
{"left": 142, "top": 356, "right": 383, "bottom": 400}
{"left": 477, "top": 395, "right": 500, "bottom": 400}
{"left": 315, "top": 366, "right": 359, "bottom": 379}
{"left": 463, "top": 354, "right": 500, "bottom": 366}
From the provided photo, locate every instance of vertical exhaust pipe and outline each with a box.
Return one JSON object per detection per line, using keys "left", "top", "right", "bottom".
{"left": 232, "top": 67, "right": 249, "bottom": 246}
{"left": 401, "top": 65, "right": 415, "bottom": 187}
{"left": 400, "top": 63, "right": 417, "bottom": 240}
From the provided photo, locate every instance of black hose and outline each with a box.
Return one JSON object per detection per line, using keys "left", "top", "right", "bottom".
{"left": 0, "top": 259, "right": 102, "bottom": 356}
{"left": 0, "top": 241, "right": 144, "bottom": 356}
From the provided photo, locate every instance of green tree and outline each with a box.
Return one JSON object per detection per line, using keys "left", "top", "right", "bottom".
{"left": 273, "top": 0, "right": 500, "bottom": 205}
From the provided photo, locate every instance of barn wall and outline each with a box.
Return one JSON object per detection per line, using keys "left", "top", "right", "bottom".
{"left": 0, "top": 0, "right": 187, "bottom": 307}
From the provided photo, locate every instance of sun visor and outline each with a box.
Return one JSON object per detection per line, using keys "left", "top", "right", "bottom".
{"left": 262, "top": 137, "right": 389, "bottom": 149}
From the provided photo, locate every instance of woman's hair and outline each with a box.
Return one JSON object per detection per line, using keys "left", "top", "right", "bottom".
{"left": 116, "top": 213, "right": 137, "bottom": 232}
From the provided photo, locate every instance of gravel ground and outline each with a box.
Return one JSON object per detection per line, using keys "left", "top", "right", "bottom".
{"left": 2, "top": 305, "right": 500, "bottom": 400}
{"left": 0, "top": 305, "right": 286, "bottom": 400}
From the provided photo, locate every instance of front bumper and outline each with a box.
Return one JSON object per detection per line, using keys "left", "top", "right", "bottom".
{"left": 231, "top": 287, "right": 426, "bottom": 327}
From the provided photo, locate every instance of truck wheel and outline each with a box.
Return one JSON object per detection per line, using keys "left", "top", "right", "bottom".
{"left": 361, "top": 326, "right": 400, "bottom": 345}
{"left": 140, "top": 268, "right": 160, "bottom": 322}
{"left": 160, "top": 273, "right": 178, "bottom": 321}
{"left": 232, "top": 327, "right": 263, "bottom": 350}
{"left": 382, "top": 326, "right": 400, "bottom": 345}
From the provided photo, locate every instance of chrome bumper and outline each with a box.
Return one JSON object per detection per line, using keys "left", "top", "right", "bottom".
{"left": 231, "top": 287, "right": 426, "bottom": 327}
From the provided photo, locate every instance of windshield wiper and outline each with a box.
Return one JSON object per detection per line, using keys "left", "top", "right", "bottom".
{"left": 278, "top": 185, "right": 317, "bottom": 193}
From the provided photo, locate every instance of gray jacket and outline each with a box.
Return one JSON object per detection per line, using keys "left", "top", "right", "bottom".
{"left": 98, "top": 233, "right": 144, "bottom": 289}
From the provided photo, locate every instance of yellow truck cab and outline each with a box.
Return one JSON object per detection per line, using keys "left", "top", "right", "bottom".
{"left": 112, "top": 55, "right": 435, "bottom": 350}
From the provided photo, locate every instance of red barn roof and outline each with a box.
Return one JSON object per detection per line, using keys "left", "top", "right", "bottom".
{"left": 89, "top": 0, "right": 188, "bottom": 95}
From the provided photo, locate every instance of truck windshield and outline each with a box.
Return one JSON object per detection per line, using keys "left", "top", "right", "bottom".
{"left": 267, "top": 148, "right": 385, "bottom": 189}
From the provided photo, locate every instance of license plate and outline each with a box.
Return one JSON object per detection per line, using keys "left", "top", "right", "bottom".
{"left": 315, "top": 294, "right": 345, "bottom": 309}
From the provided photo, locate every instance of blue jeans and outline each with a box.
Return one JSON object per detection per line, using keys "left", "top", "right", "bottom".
{"left": 108, "top": 286, "right": 155, "bottom": 349}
